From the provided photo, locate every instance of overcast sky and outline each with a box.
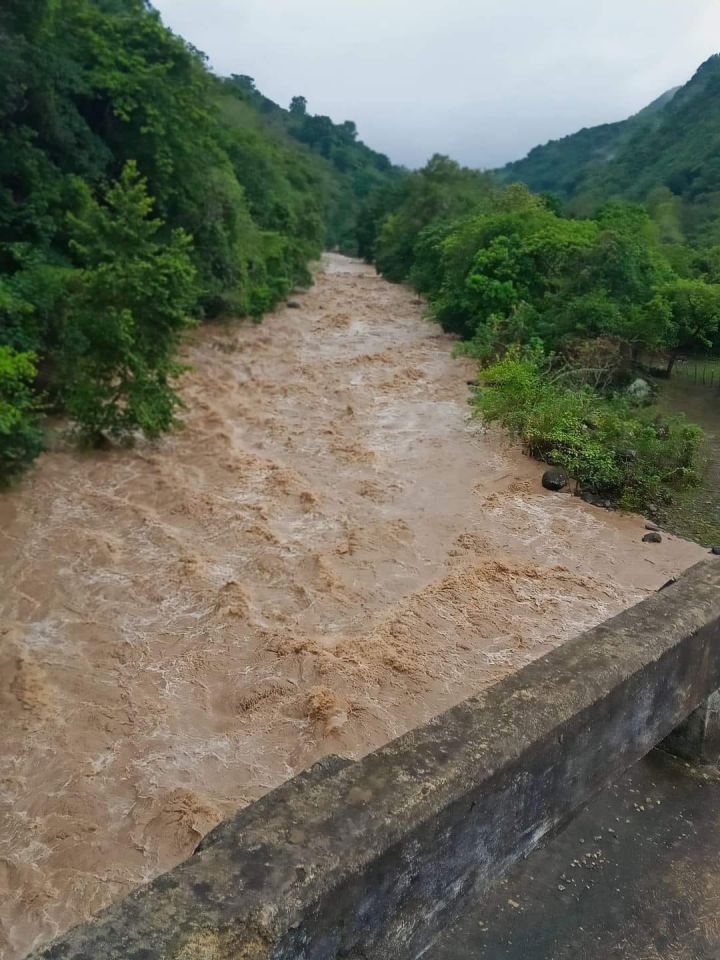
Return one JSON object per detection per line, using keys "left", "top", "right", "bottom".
{"left": 152, "top": 0, "right": 720, "bottom": 170}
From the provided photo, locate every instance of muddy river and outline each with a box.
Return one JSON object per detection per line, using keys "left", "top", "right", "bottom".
{"left": 0, "top": 255, "right": 706, "bottom": 957}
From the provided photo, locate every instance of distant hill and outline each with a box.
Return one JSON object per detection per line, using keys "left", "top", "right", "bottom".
{"left": 500, "top": 55, "right": 720, "bottom": 242}
{"left": 218, "top": 75, "right": 402, "bottom": 250}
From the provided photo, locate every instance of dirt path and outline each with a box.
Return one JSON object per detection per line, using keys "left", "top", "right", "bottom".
{"left": 0, "top": 255, "right": 706, "bottom": 958}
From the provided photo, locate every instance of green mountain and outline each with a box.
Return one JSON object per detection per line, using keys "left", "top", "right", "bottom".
{"left": 217, "top": 75, "right": 401, "bottom": 251}
{"left": 501, "top": 54, "right": 720, "bottom": 242}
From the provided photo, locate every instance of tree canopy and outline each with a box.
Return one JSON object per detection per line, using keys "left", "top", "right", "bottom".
{"left": 0, "top": 0, "right": 398, "bottom": 475}
{"left": 358, "top": 154, "right": 718, "bottom": 511}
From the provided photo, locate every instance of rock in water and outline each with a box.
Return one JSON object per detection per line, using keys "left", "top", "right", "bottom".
{"left": 712, "top": 546, "right": 720, "bottom": 556}
{"left": 645, "top": 522, "right": 660, "bottom": 532}
{"left": 542, "top": 469, "right": 568, "bottom": 492}
{"left": 287, "top": 301, "right": 302, "bottom": 309}
{"left": 643, "top": 532, "right": 663, "bottom": 544}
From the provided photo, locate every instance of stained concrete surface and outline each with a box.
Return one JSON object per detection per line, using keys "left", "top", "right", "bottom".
{"left": 431, "top": 750, "right": 720, "bottom": 960}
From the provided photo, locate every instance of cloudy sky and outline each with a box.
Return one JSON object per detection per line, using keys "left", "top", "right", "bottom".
{"left": 152, "top": 0, "right": 720, "bottom": 170}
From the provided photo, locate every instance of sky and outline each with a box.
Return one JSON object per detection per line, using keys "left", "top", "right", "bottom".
{"left": 152, "top": 0, "right": 720, "bottom": 170}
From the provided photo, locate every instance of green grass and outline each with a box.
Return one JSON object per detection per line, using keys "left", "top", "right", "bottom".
{"left": 673, "top": 358, "right": 720, "bottom": 387}
{"left": 652, "top": 376, "right": 720, "bottom": 547}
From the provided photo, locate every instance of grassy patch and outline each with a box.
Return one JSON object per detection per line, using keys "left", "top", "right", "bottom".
{"left": 473, "top": 349, "right": 703, "bottom": 511}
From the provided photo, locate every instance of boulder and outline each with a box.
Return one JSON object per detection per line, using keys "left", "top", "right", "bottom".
{"left": 712, "top": 546, "right": 720, "bottom": 556}
{"left": 287, "top": 301, "right": 302, "bottom": 310}
{"left": 645, "top": 522, "right": 660, "bottom": 532}
{"left": 643, "top": 532, "right": 663, "bottom": 544}
{"left": 542, "top": 469, "right": 568, "bottom": 492}
{"left": 627, "top": 378, "right": 652, "bottom": 401}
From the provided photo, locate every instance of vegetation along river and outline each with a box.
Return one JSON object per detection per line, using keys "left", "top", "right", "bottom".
{"left": 0, "top": 255, "right": 706, "bottom": 958}
{"left": 653, "top": 373, "right": 720, "bottom": 547}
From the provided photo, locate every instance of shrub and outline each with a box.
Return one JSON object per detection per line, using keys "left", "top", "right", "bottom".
{"left": 0, "top": 347, "right": 44, "bottom": 479}
{"left": 473, "top": 350, "right": 702, "bottom": 509}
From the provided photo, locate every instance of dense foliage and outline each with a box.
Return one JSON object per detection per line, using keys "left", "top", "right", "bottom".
{"left": 364, "top": 160, "right": 720, "bottom": 368}
{"left": 360, "top": 156, "right": 718, "bottom": 510}
{"left": 366, "top": 155, "right": 495, "bottom": 281}
{"left": 220, "top": 74, "right": 400, "bottom": 253}
{"left": 475, "top": 349, "right": 702, "bottom": 509}
{"left": 0, "top": 346, "right": 43, "bottom": 478}
{"left": 0, "top": 0, "right": 397, "bottom": 471}
{"left": 61, "top": 162, "right": 199, "bottom": 441}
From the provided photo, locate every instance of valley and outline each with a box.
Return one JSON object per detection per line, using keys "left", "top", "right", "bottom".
{"left": 0, "top": 256, "right": 705, "bottom": 958}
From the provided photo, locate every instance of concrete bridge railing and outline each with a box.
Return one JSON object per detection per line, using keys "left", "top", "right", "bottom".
{"left": 31, "top": 558, "right": 720, "bottom": 960}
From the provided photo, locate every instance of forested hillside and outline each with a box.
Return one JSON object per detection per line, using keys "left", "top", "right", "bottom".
{"left": 501, "top": 55, "right": 720, "bottom": 243}
{"left": 221, "top": 75, "right": 399, "bottom": 251}
{"left": 498, "top": 88, "right": 679, "bottom": 200}
{"left": 0, "top": 0, "right": 396, "bottom": 476}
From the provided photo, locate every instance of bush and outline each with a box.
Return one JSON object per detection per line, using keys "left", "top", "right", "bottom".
{"left": 473, "top": 350, "right": 702, "bottom": 509}
{"left": 0, "top": 347, "right": 44, "bottom": 479}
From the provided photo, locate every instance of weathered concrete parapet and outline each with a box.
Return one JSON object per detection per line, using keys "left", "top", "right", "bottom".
{"left": 30, "top": 559, "right": 720, "bottom": 960}
{"left": 662, "top": 689, "right": 720, "bottom": 763}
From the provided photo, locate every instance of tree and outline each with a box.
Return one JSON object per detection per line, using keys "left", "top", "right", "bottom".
{"left": 372, "top": 155, "right": 496, "bottom": 282}
{"left": 340, "top": 120, "right": 357, "bottom": 141}
{"left": 540, "top": 192, "right": 564, "bottom": 216}
{"left": 649, "top": 278, "right": 720, "bottom": 375}
{"left": 289, "top": 95, "right": 307, "bottom": 116}
{"left": 231, "top": 74, "right": 256, "bottom": 92}
{"left": 0, "top": 0, "right": 49, "bottom": 37}
{"left": 61, "top": 162, "right": 198, "bottom": 442}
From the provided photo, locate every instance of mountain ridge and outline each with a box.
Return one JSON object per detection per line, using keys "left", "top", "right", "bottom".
{"left": 499, "top": 53, "right": 720, "bottom": 241}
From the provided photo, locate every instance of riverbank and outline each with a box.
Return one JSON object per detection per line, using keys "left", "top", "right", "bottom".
{"left": 652, "top": 376, "right": 720, "bottom": 547}
{"left": 0, "top": 255, "right": 705, "bottom": 958}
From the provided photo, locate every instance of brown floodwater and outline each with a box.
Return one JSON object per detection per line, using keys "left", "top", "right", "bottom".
{"left": 0, "top": 255, "right": 706, "bottom": 958}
